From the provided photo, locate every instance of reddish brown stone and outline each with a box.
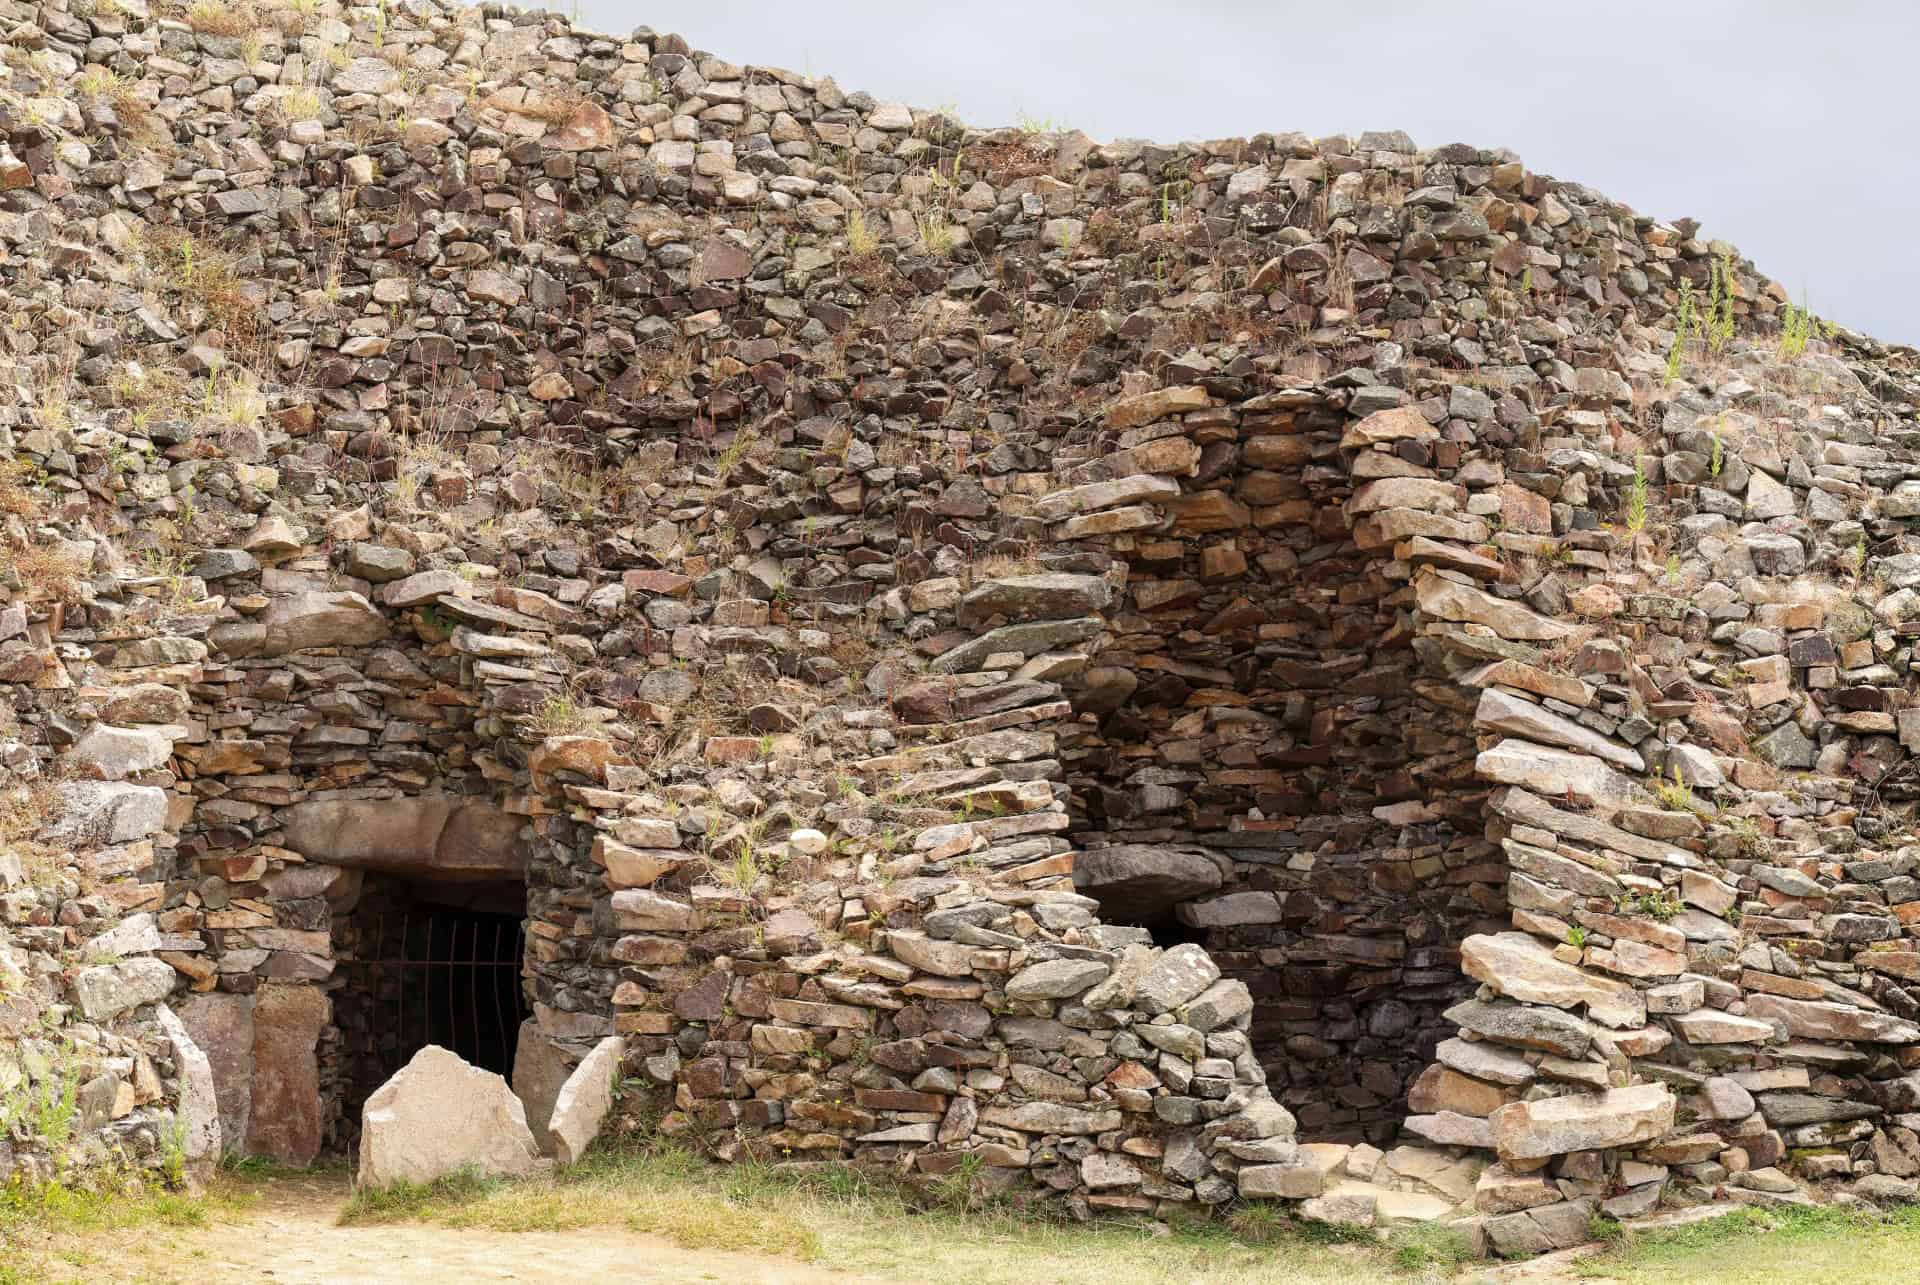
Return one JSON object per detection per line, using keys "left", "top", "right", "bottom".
{"left": 246, "top": 985, "right": 328, "bottom": 1166}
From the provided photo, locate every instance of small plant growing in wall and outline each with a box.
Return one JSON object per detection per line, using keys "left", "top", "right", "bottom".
{"left": 927, "top": 1150, "right": 990, "bottom": 1212}
{"left": 1615, "top": 889, "right": 1681, "bottom": 923}
{"left": 533, "top": 693, "right": 594, "bottom": 735}
{"left": 1664, "top": 279, "right": 1696, "bottom": 384}
{"left": 1705, "top": 249, "right": 1737, "bottom": 354}
{"left": 1654, "top": 763, "right": 1693, "bottom": 811}
{"left": 709, "top": 429, "right": 758, "bottom": 487}
{"left": 1727, "top": 814, "right": 1768, "bottom": 858}
{"left": 1778, "top": 293, "right": 1831, "bottom": 360}
{"left": 1843, "top": 531, "right": 1869, "bottom": 587}
{"left": 1623, "top": 460, "right": 1649, "bottom": 534}
{"left": 14, "top": 1067, "right": 82, "bottom": 1170}
{"left": 845, "top": 209, "right": 877, "bottom": 260}
{"left": 159, "top": 1114, "right": 191, "bottom": 1187}
{"left": 725, "top": 844, "right": 760, "bottom": 894}
{"left": 1564, "top": 925, "right": 1588, "bottom": 949}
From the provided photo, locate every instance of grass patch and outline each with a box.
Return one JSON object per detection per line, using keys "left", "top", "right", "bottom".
{"left": 1576, "top": 1203, "right": 1920, "bottom": 1282}
{"left": 1388, "top": 1222, "right": 1473, "bottom": 1273}
{"left": 71, "top": 66, "right": 168, "bottom": 150}
{"left": 0, "top": 456, "right": 45, "bottom": 519}
{"left": 0, "top": 1174, "right": 253, "bottom": 1285}
{"left": 0, "top": 542, "right": 88, "bottom": 601}
{"left": 340, "top": 1167, "right": 498, "bottom": 1224}
{"left": 110, "top": 362, "right": 189, "bottom": 422}
{"left": 214, "top": 1152, "right": 326, "bottom": 1181}
{"left": 335, "top": 1139, "right": 1401, "bottom": 1284}
{"left": 276, "top": 85, "right": 325, "bottom": 122}
{"left": 135, "top": 227, "right": 266, "bottom": 368}
{"left": 0, "top": 1177, "right": 228, "bottom": 1235}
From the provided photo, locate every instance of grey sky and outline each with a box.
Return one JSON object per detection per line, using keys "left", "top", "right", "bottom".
{"left": 576, "top": 1, "right": 1919, "bottom": 348}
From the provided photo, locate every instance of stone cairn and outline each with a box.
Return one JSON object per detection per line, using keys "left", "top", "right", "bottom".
{"left": 0, "top": 0, "right": 1919, "bottom": 1256}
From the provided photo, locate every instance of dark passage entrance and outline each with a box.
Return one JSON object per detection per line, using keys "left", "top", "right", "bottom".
{"left": 333, "top": 876, "right": 527, "bottom": 1133}
{"left": 1137, "top": 910, "right": 1207, "bottom": 948}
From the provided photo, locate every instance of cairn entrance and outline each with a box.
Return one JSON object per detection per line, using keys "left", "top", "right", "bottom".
{"left": 1052, "top": 392, "right": 1505, "bottom": 1145}
{"left": 274, "top": 797, "right": 534, "bottom": 1148}
{"left": 332, "top": 875, "right": 528, "bottom": 1132}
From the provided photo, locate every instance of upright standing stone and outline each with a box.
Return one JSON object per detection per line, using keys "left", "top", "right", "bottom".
{"left": 359, "top": 1045, "right": 541, "bottom": 1187}
{"left": 156, "top": 1005, "right": 222, "bottom": 1163}
{"left": 248, "top": 985, "right": 329, "bottom": 1166}
{"left": 512, "top": 1019, "right": 572, "bottom": 1156}
{"left": 178, "top": 992, "right": 255, "bottom": 1157}
{"left": 549, "top": 1036, "right": 625, "bottom": 1166}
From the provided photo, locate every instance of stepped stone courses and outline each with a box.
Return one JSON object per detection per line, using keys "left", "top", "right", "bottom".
{"left": 2, "top": 0, "right": 1920, "bottom": 1254}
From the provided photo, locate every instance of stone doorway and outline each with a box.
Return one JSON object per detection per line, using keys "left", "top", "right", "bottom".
{"left": 267, "top": 796, "right": 535, "bottom": 1153}
{"left": 332, "top": 875, "right": 528, "bottom": 1136}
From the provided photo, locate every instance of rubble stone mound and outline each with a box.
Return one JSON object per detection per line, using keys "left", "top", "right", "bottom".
{"left": 3, "top": 0, "right": 1920, "bottom": 1258}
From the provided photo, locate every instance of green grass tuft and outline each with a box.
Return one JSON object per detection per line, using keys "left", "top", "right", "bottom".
{"left": 1389, "top": 1222, "right": 1474, "bottom": 1273}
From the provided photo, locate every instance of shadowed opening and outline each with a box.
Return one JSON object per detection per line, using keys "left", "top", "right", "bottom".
{"left": 333, "top": 875, "right": 527, "bottom": 1133}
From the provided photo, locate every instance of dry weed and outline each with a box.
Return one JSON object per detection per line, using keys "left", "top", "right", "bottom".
{"left": 184, "top": 0, "right": 257, "bottom": 37}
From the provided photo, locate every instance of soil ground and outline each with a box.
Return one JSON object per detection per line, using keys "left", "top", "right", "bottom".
{"left": 6, "top": 1175, "right": 880, "bottom": 1285}
{"left": 10, "top": 1161, "right": 1917, "bottom": 1285}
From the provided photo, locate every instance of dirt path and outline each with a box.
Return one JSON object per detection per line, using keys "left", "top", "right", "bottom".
{"left": 26, "top": 1173, "right": 1627, "bottom": 1285}
{"left": 93, "top": 1177, "right": 883, "bottom": 1285}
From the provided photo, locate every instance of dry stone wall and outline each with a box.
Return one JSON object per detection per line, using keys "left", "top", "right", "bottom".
{"left": 3, "top": 0, "right": 1920, "bottom": 1251}
{"left": 1044, "top": 391, "right": 1504, "bottom": 1141}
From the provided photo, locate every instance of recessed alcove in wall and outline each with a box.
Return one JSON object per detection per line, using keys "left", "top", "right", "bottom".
{"left": 1059, "top": 393, "right": 1504, "bottom": 1145}
{"left": 331, "top": 874, "right": 528, "bottom": 1133}
{"left": 275, "top": 796, "right": 535, "bottom": 1148}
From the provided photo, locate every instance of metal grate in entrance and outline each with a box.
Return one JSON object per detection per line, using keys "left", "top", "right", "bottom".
{"left": 338, "top": 904, "right": 527, "bottom": 1092}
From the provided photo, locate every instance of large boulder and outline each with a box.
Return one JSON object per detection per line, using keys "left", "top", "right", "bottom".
{"left": 1475, "top": 689, "right": 1644, "bottom": 770}
{"left": 930, "top": 617, "right": 1102, "bottom": 674}
{"left": 1460, "top": 932, "right": 1645, "bottom": 1029}
{"left": 1134, "top": 943, "right": 1221, "bottom": 1014}
{"left": 1073, "top": 845, "right": 1224, "bottom": 920}
{"left": 1414, "top": 572, "right": 1571, "bottom": 641}
{"left": 359, "top": 1045, "right": 540, "bottom": 1187}
{"left": 1476, "top": 739, "right": 1640, "bottom": 804}
{"left": 63, "top": 724, "right": 177, "bottom": 781}
{"left": 1005, "top": 958, "right": 1111, "bottom": 1000}
{"left": 955, "top": 574, "right": 1113, "bottom": 628}
{"left": 1445, "top": 999, "right": 1592, "bottom": 1059}
{"left": 334, "top": 56, "right": 402, "bottom": 95}
{"left": 1747, "top": 993, "right": 1920, "bottom": 1043}
{"left": 45, "top": 781, "right": 169, "bottom": 845}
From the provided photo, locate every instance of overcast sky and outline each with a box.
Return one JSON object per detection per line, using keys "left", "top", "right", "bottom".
{"left": 578, "top": 1, "right": 1919, "bottom": 347}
